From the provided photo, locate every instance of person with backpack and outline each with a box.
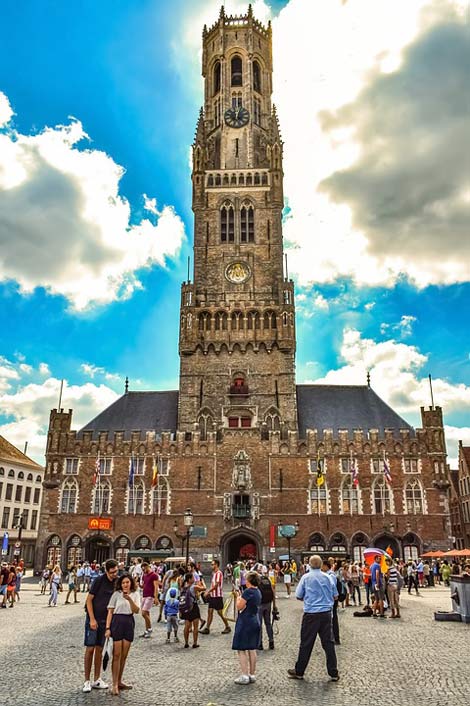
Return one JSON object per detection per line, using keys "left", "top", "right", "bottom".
{"left": 180, "top": 572, "right": 204, "bottom": 648}
{"left": 257, "top": 571, "right": 277, "bottom": 650}
{"left": 164, "top": 588, "right": 180, "bottom": 643}
{"left": 322, "top": 558, "right": 344, "bottom": 645}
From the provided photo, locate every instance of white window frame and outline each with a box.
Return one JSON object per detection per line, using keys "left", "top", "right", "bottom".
{"left": 132, "top": 457, "right": 145, "bottom": 476}
{"left": 60, "top": 479, "right": 78, "bottom": 514}
{"left": 91, "top": 479, "right": 112, "bottom": 514}
{"left": 403, "top": 458, "right": 420, "bottom": 474}
{"left": 99, "top": 457, "right": 113, "bottom": 476}
{"left": 371, "top": 458, "right": 385, "bottom": 474}
{"left": 65, "top": 458, "right": 79, "bottom": 475}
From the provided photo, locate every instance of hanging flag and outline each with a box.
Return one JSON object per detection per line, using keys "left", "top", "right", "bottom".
{"left": 351, "top": 457, "right": 359, "bottom": 488}
{"left": 383, "top": 458, "right": 392, "bottom": 486}
{"left": 151, "top": 457, "right": 159, "bottom": 488}
{"left": 316, "top": 457, "right": 325, "bottom": 487}
{"left": 92, "top": 456, "right": 100, "bottom": 486}
{"left": 385, "top": 545, "right": 393, "bottom": 557}
{"left": 128, "top": 457, "right": 135, "bottom": 487}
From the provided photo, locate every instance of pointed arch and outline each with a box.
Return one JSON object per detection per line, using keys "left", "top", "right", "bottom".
{"left": 264, "top": 406, "right": 281, "bottom": 432}
{"left": 126, "top": 479, "right": 145, "bottom": 515}
{"left": 198, "top": 407, "right": 215, "bottom": 441}
{"left": 91, "top": 479, "right": 112, "bottom": 514}
{"left": 372, "top": 476, "right": 394, "bottom": 514}
{"left": 404, "top": 479, "right": 424, "bottom": 514}
{"left": 213, "top": 60, "right": 221, "bottom": 95}
{"left": 340, "top": 475, "right": 361, "bottom": 514}
{"left": 240, "top": 199, "right": 254, "bottom": 242}
{"left": 220, "top": 200, "right": 235, "bottom": 242}
{"left": 150, "top": 476, "right": 170, "bottom": 515}
{"left": 231, "top": 55, "right": 243, "bottom": 86}
{"left": 253, "top": 59, "right": 261, "bottom": 93}
{"left": 60, "top": 478, "right": 78, "bottom": 514}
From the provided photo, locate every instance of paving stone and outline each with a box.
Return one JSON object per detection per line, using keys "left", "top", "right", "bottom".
{"left": 2, "top": 578, "right": 469, "bottom": 706}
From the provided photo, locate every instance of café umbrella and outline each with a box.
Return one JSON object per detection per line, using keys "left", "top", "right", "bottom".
{"left": 363, "top": 547, "right": 387, "bottom": 567}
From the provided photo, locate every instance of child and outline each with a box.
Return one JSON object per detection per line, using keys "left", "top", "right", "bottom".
{"left": 164, "top": 588, "right": 180, "bottom": 643}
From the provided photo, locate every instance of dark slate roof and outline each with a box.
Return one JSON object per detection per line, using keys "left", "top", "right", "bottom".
{"left": 78, "top": 391, "right": 179, "bottom": 439}
{"left": 296, "top": 385, "right": 414, "bottom": 438}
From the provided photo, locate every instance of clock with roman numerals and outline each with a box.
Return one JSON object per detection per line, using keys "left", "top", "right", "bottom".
{"left": 224, "top": 106, "right": 250, "bottom": 128}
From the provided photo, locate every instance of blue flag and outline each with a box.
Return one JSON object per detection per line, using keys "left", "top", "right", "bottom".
{"left": 128, "top": 457, "right": 135, "bottom": 487}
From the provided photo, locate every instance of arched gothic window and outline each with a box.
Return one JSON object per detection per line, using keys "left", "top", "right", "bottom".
{"left": 341, "top": 476, "right": 360, "bottom": 514}
{"left": 265, "top": 413, "right": 281, "bottom": 431}
{"left": 247, "top": 310, "right": 260, "bottom": 330}
{"left": 151, "top": 477, "right": 170, "bottom": 515}
{"left": 231, "top": 55, "right": 242, "bottom": 86}
{"left": 253, "top": 60, "right": 261, "bottom": 93}
{"left": 198, "top": 412, "right": 214, "bottom": 441}
{"left": 309, "top": 479, "right": 328, "bottom": 515}
{"left": 231, "top": 311, "right": 243, "bottom": 331}
{"left": 60, "top": 478, "right": 78, "bottom": 514}
{"left": 373, "top": 477, "right": 393, "bottom": 514}
{"left": 127, "top": 480, "right": 145, "bottom": 515}
{"left": 405, "top": 480, "right": 424, "bottom": 514}
{"left": 198, "top": 311, "right": 211, "bottom": 332}
{"left": 263, "top": 311, "right": 277, "bottom": 329}
{"left": 215, "top": 311, "right": 228, "bottom": 331}
{"left": 92, "top": 479, "right": 112, "bottom": 514}
{"left": 220, "top": 201, "right": 235, "bottom": 242}
{"left": 213, "top": 60, "right": 221, "bottom": 95}
{"left": 240, "top": 202, "right": 254, "bottom": 242}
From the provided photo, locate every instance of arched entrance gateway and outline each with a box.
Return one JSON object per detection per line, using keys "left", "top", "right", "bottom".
{"left": 373, "top": 534, "right": 401, "bottom": 559}
{"left": 221, "top": 528, "right": 263, "bottom": 565}
{"left": 86, "top": 535, "right": 111, "bottom": 564}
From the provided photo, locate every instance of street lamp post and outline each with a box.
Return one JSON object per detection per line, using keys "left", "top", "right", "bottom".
{"left": 14, "top": 513, "right": 24, "bottom": 562}
{"left": 184, "top": 508, "right": 194, "bottom": 568}
{"left": 278, "top": 520, "right": 300, "bottom": 564}
{"left": 173, "top": 522, "right": 186, "bottom": 556}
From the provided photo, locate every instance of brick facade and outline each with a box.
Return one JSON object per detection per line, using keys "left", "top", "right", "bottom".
{"left": 35, "top": 8, "right": 452, "bottom": 570}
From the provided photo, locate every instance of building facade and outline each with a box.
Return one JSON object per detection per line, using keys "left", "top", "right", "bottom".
{"left": 36, "top": 7, "right": 451, "bottom": 570}
{"left": 449, "top": 443, "right": 470, "bottom": 549}
{"left": 0, "top": 435, "right": 44, "bottom": 566}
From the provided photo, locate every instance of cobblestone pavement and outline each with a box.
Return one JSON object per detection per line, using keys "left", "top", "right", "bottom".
{"left": 3, "top": 578, "right": 469, "bottom": 706}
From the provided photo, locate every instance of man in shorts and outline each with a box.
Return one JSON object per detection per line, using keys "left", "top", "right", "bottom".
{"left": 83, "top": 558, "right": 118, "bottom": 693}
{"left": 141, "top": 561, "right": 160, "bottom": 638}
{"left": 200, "top": 559, "right": 231, "bottom": 635}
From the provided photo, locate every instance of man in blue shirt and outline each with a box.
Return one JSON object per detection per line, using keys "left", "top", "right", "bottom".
{"left": 370, "top": 555, "right": 385, "bottom": 618}
{"left": 288, "top": 555, "right": 339, "bottom": 682}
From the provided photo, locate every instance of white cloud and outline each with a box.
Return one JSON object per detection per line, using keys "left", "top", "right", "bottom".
{"left": 0, "top": 97, "right": 186, "bottom": 310}
{"left": 444, "top": 426, "right": 470, "bottom": 470}
{"left": 0, "top": 93, "right": 13, "bottom": 127}
{"left": 0, "top": 361, "right": 119, "bottom": 463}
{"left": 80, "top": 362, "right": 121, "bottom": 382}
{"left": 39, "top": 363, "right": 50, "bottom": 376}
{"left": 310, "top": 326, "right": 470, "bottom": 465}
{"left": 270, "top": 0, "right": 470, "bottom": 289}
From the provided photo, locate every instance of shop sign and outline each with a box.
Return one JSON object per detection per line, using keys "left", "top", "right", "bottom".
{"left": 88, "top": 517, "right": 112, "bottom": 531}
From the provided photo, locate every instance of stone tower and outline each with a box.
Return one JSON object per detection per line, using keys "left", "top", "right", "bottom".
{"left": 178, "top": 5, "right": 297, "bottom": 438}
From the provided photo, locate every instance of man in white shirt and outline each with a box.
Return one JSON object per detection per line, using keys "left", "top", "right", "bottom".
{"left": 200, "top": 559, "right": 231, "bottom": 635}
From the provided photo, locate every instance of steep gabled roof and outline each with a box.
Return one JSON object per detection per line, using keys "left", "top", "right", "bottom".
{"left": 296, "top": 384, "right": 414, "bottom": 438}
{"left": 0, "top": 435, "right": 43, "bottom": 469}
{"left": 78, "top": 391, "right": 179, "bottom": 440}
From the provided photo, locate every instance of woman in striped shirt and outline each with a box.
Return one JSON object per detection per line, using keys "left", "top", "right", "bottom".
{"left": 386, "top": 562, "right": 401, "bottom": 619}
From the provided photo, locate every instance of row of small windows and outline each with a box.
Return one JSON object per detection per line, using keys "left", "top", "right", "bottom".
{"left": 213, "top": 57, "right": 262, "bottom": 94}
{"left": 63, "top": 458, "right": 169, "bottom": 476}
{"left": 308, "top": 478, "right": 425, "bottom": 515}
{"left": 1, "top": 507, "right": 38, "bottom": 530}
{"left": 198, "top": 310, "right": 280, "bottom": 332}
{"left": 59, "top": 478, "right": 170, "bottom": 515}
{"left": 459, "top": 476, "right": 470, "bottom": 496}
{"left": 0, "top": 482, "right": 41, "bottom": 504}
{"left": 208, "top": 172, "right": 268, "bottom": 187}
{"left": 221, "top": 201, "right": 254, "bottom": 242}
{"left": 0, "top": 467, "right": 42, "bottom": 482}
{"left": 309, "top": 458, "right": 422, "bottom": 474}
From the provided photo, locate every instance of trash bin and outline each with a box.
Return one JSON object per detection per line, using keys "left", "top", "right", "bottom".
{"left": 450, "top": 575, "right": 470, "bottom": 623}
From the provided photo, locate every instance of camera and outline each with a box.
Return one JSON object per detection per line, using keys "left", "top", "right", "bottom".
{"left": 272, "top": 607, "right": 280, "bottom": 621}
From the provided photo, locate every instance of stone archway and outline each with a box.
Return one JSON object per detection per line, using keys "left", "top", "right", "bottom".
{"left": 373, "top": 533, "right": 401, "bottom": 559}
{"left": 85, "top": 535, "right": 111, "bottom": 566}
{"left": 220, "top": 527, "right": 263, "bottom": 566}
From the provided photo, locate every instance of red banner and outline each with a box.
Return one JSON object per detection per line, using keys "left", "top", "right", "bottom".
{"left": 269, "top": 524, "right": 276, "bottom": 549}
{"left": 88, "top": 517, "right": 112, "bottom": 531}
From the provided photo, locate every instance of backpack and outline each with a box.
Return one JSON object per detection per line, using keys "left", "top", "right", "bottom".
{"left": 179, "top": 586, "right": 195, "bottom": 619}
{"left": 259, "top": 576, "right": 273, "bottom": 604}
{"left": 336, "top": 577, "right": 347, "bottom": 603}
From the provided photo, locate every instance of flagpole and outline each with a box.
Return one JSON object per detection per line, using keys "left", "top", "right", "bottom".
{"left": 350, "top": 450, "right": 353, "bottom": 516}
{"left": 382, "top": 450, "right": 386, "bottom": 517}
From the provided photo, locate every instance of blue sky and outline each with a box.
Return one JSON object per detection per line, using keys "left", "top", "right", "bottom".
{"left": 0, "top": 0, "right": 469, "bottom": 464}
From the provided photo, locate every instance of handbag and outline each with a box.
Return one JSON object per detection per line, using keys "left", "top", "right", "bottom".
{"left": 102, "top": 637, "right": 113, "bottom": 671}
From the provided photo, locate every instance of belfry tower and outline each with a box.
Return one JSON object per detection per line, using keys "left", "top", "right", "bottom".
{"left": 178, "top": 5, "right": 297, "bottom": 437}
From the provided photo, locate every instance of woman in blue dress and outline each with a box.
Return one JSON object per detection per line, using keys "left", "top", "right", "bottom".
{"left": 232, "top": 571, "right": 262, "bottom": 685}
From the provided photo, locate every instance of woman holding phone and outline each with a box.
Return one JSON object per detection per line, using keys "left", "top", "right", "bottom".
{"left": 105, "top": 573, "right": 141, "bottom": 696}
{"left": 232, "top": 571, "right": 262, "bottom": 685}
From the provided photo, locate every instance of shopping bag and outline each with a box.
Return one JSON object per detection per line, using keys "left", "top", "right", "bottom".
{"left": 102, "top": 637, "right": 113, "bottom": 671}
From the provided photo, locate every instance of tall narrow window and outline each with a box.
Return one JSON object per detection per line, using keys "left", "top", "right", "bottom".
{"left": 92, "top": 480, "right": 111, "bottom": 514}
{"left": 240, "top": 202, "right": 254, "bottom": 243}
{"left": 231, "top": 55, "right": 242, "bottom": 86}
{"left": 232, "top": 92, "right": 242, "bottom": 109}
{"left": 213, "top": 60, "right": 221, "bottom": 95}
{"left": 253, "top": 60, "right": 261, "bottom": 93}
{"left": 220, "top": 202, "right": 235, "bottom": 242}
{"left": 405, "top": 481, "right": 424, "bottom": 514}
{"left": 254, "top": 98, "right": 261, "bottom": 126}
{"left": 60, "top": 479, "right": 78, "bottom": 514}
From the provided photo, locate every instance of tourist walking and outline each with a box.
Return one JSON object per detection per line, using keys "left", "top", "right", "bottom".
{"left": 350, "top": 563, "right": 361, "bottom": 605}
{"left": 200, "top": 559, "right": 231, "bottom": 635}
{"left": 82, "top": 563, "right": 92, "bottom": 592}
{"left": 386, "top": 561, "right": 402, "bottom": 618}
{"left": 105, "top": 572, "right": 140, "bottom": 696}
{"left": 180, "top": 571, "right": 204, "bottom": 648}
{"left": 407, "top": 560, "right": 420, "bottom": 594}
{"left": 232, "top": 571, "right": 262, "bottom": 684}
{"left": 48, "top": 564, "right": 62, "bottom": 607}
{"left": 322, "top": 558, "right": 344, "bottom": 644}
{"left": 288, "top": 555, "right": 339, "bottom": 682}
{"left": 140, "top": 561, "right": 160, "bottom": 639}
{"left": 65, "top": 565, "right": 80, "bottom": 604}
{"left": 281, "top": 561, "right": 293, "bottom": 597}
{"left": 83, "top": 558, "right": 119, "bottom": 693}
{"left": 15, "top": 566, "right": 23, "bottom": 602}
{"left": 40, "top": 565, "right": 51, "bottom": 595}
{"left": 257, "top": 570, "right": 277, "bottom": 650}
{"left": 371, "top": 555, "right": 385, "bottom": 617}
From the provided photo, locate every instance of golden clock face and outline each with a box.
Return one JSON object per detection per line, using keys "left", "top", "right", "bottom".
{"left": 225, "top": 261, "right": 251, "bottom": 284}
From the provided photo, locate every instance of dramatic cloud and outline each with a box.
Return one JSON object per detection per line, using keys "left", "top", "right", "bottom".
{"left": 0, "top": 97, "right": 185, "bottom": 310}
{"left": 0, "top": 356, "right": 119, "bottom": 462}
{"left": 310, "top": 327, "right": 470, "bottom": 465}
{"left": 269, "top": 0, "right": 469, "bottom": 289}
